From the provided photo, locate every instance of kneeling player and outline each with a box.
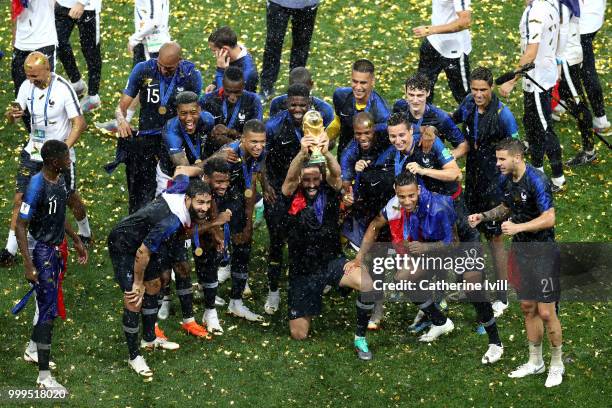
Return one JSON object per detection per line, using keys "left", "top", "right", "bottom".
{"left": 281, "top": 131, "right": 377, "bottom": 361}
{"left": 16, "top": 140, "right": 88, "bottom": 391}
{"left": 346, "top": 172, "right": 503, "bottom": 364}
{"left": 107, "top": 174, "right": 212, "bottom": 377}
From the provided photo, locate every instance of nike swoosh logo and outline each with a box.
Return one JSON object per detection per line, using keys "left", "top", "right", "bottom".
{"left": 82, "top": 16, "right": 95, "bottom": 23}
{"left": 371, "top": 181, "right": 381, "bottom": 186}
{"left": 281, "top": 140, "right": 292, "bottom": 145}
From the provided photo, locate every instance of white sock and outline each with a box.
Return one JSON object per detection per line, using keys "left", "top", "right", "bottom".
{"left": 88, "top": 94, "right": 101, "bottom": 102}
{"left": 28, "top": 339, "right": 37, "bottom": 353}
{"left": 585, "top": 149, "right": 595, "bottom": 155}
{"left": 6, "top": 230, "right": 17, "bottom": 255}
{"left": 355, "top": 335, "right": 365, "bottom": 341}
{"left": 182, "top": 317, "right": 195, "bottom": 324}
{"left": 126, "top": 109, "right": 136, "bottom": 123}
{"left": 230, "top": 298, "right": 243, "bottom": 308}
{"left": 551, "top": 175, "right": 565, "bottom": 186}
{"left": 37, "top": 370, "right": 51, "bottom": 381}
{"left": 535, "top": 166, "right": 545, "bottom": 173}
{"left": 528, "top": 341, "right": 543, "bottom": 366}
{"left": 76, "top": 216, "right": 91, "bottom": 237}
{"left": 551, "top": 345, "right": 563, "bottom": 367}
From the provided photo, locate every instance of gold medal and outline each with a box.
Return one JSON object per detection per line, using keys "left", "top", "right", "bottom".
{"left": 194, "top": 247, "right": 203, "bottom": 257}
{"left": 158, "top": 106, "right": 167, "bottom": 115}
{"left": 244, "top": 189, "right": 253, "bottom": 198}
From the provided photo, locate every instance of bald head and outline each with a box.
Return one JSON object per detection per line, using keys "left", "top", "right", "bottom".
{"left": 158, "top": 42, "right": 182, "bottom": 77}
{"left": 24, "top": 52, "right": 51, "bottom": 89}
{"left": 353, "top": 111, "right": 374, "bottom": 129}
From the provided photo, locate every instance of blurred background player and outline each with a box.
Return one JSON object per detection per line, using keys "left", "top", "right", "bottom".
{"left": 206, "top": 26, "right": 258, "bottom": 93}
{"left": 258, "top": 0, "right": 320, "bottom": 102}
{"left": 54, "top": 0, "right": 103, "bottom": 112}
{"left": 413, "top": 0, "right": 472, "bottom": 103}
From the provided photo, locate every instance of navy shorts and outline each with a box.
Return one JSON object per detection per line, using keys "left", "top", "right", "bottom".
{"left": 109, "top": 247, "right": 163, "bottom": 292}
{"left": 17, "top": 150, "right": 76, "bottom": 194}
{"left": 509, "top": 242, "right": 560, "bottom": 303}
{"left": 33, "top": 242, "right": 64, "bottom": 324}
{"left": 288, "top": 256, "right": 348, "bottom": 320}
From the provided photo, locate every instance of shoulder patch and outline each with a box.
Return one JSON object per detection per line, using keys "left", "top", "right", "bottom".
{"left": 20, "top": 202, "right": 30, "bottom": 215}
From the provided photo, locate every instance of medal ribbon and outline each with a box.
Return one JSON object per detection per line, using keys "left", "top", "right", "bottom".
{"left": 30, "top": 75, "right": 55, "bottom": 128}
{"left": 180, "top": 122, "right": 201, "bottom": 162}
{"left": 313, "top": 190, "right": 327, "bottom": 224}
{"left": 222, "top": 97, "right": 242, "bottom": 129}
{"left": 411, "top": 105, "right": 428, "bottom": 139}
{"left": 223, "top": 223, "right": 230, "bottom": 262}
{"left": 193, "top": 224, "right": 201, "bottom": 251}
{"left": 239, "top": 146, "right": 256, "bottom": 190}
{"left": 473, "top": 107, "right": 479, "bottom": 148}
{"left": 394, "top": 136, "right": 416, "bottom": 176}
{"left": 158, "top": 69, "right": 178, "bottom": 112}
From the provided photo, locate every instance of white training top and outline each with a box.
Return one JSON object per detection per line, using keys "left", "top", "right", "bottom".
{"left": 14, "top": 0, "right": 58, "bottom": 51}
{"left": 562, "top": 12, "right": 583, "bottom": 66}
{"left": 427, "top": 0, "right": 472, "bottom": 58}
{"left": 520, "top": 0, "right": 561, "bottom": 92}
{"left": 16, "top": 74, "right": 81, "bottom": 162}
{"left": 131, "top": 0, "right": 171, "bottom": 54}
{"left": 579, "top": 0, "right": 606, "bottom": 34}
{"left": 55, "top": 0, "right": 101, "bottom": 11}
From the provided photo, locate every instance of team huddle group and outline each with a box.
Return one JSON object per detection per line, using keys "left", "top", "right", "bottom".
{"left": 6, "top": 0, "right": 609, "bottom": 394}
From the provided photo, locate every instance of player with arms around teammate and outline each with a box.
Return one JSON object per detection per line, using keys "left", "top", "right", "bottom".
{"left": 16, "top": 140, "right": 88, "bottom": 392}
{"left": 107, "top": 175, "right": 212, "bottom": 377}
{"left": 469, "top": 139, "right": 564, "bottom": 387}
{"left": 282, "top": 131, "right": 378, "bottom": 360}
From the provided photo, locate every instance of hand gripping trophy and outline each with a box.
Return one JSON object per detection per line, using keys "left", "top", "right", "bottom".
{"left": 302, "top": 110, "right": 326, "bottom": 164}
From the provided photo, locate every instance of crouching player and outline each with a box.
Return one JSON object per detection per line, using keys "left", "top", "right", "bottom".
{"left": 281, "top": 132, "right": 378, "bottom": 361}
{"left": 469, "top": 139, "right": 563, "bottom": 387}
{"left": 346, "top": 172, "right": 503, "bottom": 364}
{"left": 107, "top": 174, "right": 212, "bottom": 377}
{"left": 16, "top": 140, "right": 88, "bottom": 391}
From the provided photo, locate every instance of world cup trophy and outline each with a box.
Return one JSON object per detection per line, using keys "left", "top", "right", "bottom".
{"left": 302, "top": 110, "right": 326, "bottom": 164}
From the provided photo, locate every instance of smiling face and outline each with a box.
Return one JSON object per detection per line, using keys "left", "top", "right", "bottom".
{"left": 25, "top": 63, "right": 51, "bottom": 89}
{"left": 405, "top": 86, "right": 429, "bottom": 115}
{"left": 241, "top": 130, "right": 266, "bottom": 159}
{"left": 207, "top": 171, "right": 230, "bottom": 197}
{"left": 189, "top": 192, "right": 213, "bottom": 221}
{"left": 470, "top": 79, "right": 493, "bottom": 110}
{"left": 287, "top": 95, "right": 309, "bottom": 125}
{"left": 395, "top": 183, "right": 420, "bottom": 212}
{"left": 351, "top": 71, "right": 374, "bottom": 104}
{"left": 177, "top": 102, "right": 201, "bottom": 134}
{"left": 354, "top": 122, "right": 375, "bottom": 151}
{"left": 300, "top": 166, "right": 323, "bottom": 199}
{"left": 388, "top": 122, "right": 414, "bottom": 153}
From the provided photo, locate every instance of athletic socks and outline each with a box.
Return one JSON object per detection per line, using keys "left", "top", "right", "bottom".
{"left": 528, "top": 341, "right": 544, "bottom": 366}
{"left": 418, "top": 301, "right": 447, "bottom": 326}
{"left": 122, "top": 309, "right": 140, "bottom": 360}
{"left": 355, "top": 293, "right": 375, "bottom": 337}
{"left": 551, "top": 345, "right": 563, "bottom": 367}
{"left": 175, "top": 273, "right": 194, "bottom": 319}
{"left": 230, "top": 244, "right": 250, "bottom": 300}
{"left": 472, "top": 302, "right": 502, "bottom": 346}
{"left": 202, "top": 280, "right": 219, "bottom": 309}
{"left": 32, "top": 321, "right": 53, "bottom": 371}
{"left": 551, "top": 175, "right": 566, "bottom": 186}
{"left": 267, "top": 261, "right": 281, "bottom": 293}
{"left": 76, "top": 216, "right": 91, "bottom": 238}
{"left": 6, "top": 230, "right": 17, "bottom": 255}
{"left": 141, "top": 294, "right": 158, "bottom": 342}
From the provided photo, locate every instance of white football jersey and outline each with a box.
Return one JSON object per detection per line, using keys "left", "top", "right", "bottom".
{"left": 427, "top": 0, "right": 472, "bottom": 58}
{"left": 16, "top": 74, "right": 81, "bottom": 162}
{"left": 579, "top": 0, "right": 606, "bottom": 34}
{"left": 520, "top": 0, "right": 561, "bottom": 92}
{"left": 14, "top": 0, "right": 57, "bottom": 51}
